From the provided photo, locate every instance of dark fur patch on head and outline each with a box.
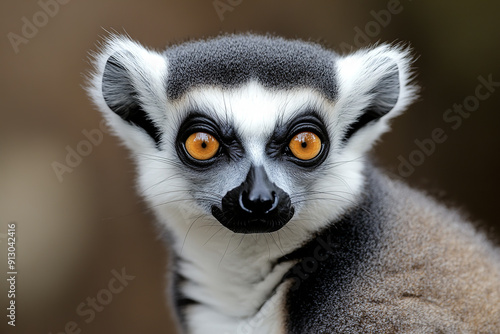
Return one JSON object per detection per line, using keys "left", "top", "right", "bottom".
{"left": 164, "top": 34, "right": 338, "bottom": 100}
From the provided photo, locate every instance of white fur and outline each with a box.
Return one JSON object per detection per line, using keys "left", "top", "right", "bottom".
{"left": 86, "top": 35, "right": 168, "bottom": 154}
{"left": 87, "top": 35, "right": 418, "bottom": 333}
{"left": 334, "top": 44, "right": 418, "bottom": 154}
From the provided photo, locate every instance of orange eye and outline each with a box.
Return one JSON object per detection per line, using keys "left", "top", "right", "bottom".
{"left": 289, "top": 132, "right": 322, "bottom": 160}
{"left": 185, "top": 132, "right": 220, "bottom": 160}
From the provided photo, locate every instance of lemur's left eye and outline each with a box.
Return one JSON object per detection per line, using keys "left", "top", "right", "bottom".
{"left": 289, "top": 132, "right": 322, "bottom": 160}
{"left": 185, "top": 132, "right": 220, "bottom": 160}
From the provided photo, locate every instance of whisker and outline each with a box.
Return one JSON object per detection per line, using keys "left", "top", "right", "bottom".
{"left": 181, "top": 213, "right": 205, "bottom": 254}
{"left": 263, "top": 234, "right": 271, "bottom": 260}
{"left": 219, "top": 233, "right": 236, "bottom": 266}
{"left": 203, "top": 226, "right": 226, "bottom": 246}
{"left": 230, "top": 234, "right": 246, "bottom": 254}
{"left": 269, "top": 232, "right": 286, "bottom": 256}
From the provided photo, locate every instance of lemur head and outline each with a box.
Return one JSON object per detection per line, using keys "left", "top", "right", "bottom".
{"left": 88, "top": 34, "right": 416, "bottom": 240}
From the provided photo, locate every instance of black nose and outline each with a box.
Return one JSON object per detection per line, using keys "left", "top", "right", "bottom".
{"left": 211, "top": 165, "right": 294, "bottom": 233}
{"left": 238, "top": 165, "right": 279, "bottom": 215}
{"left": 240, "top": 189, "right": 278, "bottom": 215}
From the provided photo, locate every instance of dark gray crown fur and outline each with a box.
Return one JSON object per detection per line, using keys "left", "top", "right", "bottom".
{"left": 164, "top": 34, "right": 338, "bottom": 100}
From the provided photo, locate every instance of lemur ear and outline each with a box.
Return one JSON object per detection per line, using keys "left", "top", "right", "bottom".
{"left": 333, "top": 44, "right": 418, "bottom": 151}
{"left": 87, "top": 35, "right": 167, "bottom": 150}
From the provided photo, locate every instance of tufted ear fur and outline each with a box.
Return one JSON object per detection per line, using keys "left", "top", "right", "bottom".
{"left": 86, "top": 35, "right": 168, "bottom": 152}
{"left": 332, "top": 44, "right": 418, "bottom": 154}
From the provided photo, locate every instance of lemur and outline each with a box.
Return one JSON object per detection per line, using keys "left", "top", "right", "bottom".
{"left": 87, "top": 34, "right": 500, "bottom": 333}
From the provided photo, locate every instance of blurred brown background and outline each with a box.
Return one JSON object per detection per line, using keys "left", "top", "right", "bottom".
{"left": 0, "top": 1, "right": 499, "bottom": 333}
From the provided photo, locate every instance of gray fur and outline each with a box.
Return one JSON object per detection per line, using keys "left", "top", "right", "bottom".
{"left": 284, "top": 166, "right": 500, "bottom": 333}
{"left": 164, "top": 34, "right": 338, "bottom": 100}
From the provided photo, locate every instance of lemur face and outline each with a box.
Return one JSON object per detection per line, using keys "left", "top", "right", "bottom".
{"left": 171, "top": 85, "right": 334, "bottom": 233}
{"left": 88, "top": 34, "right": 416, "bottom": 237}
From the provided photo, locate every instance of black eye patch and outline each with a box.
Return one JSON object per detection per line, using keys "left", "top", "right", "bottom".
{"left": 266, "top": 112, "right": 330, "bottom": 168}
{"left": 176, "top": 113, "right": 244, "bottom": 169}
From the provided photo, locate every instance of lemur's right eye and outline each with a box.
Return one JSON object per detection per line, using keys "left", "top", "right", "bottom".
{"left": 185, "top": 132, "right": 220, "bottom": 160}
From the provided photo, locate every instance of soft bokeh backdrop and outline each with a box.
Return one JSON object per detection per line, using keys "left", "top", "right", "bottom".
{"left": 1, "top": 1, "right": 499, "bottom": 333}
